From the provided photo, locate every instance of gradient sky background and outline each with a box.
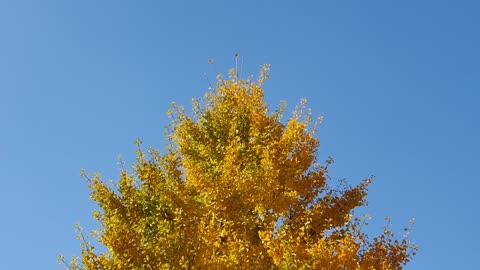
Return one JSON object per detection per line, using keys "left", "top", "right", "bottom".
{"left": 1, "top": 1, "right": 478, "bottom": 269}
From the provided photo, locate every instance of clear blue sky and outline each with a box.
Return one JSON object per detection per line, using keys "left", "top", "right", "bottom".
{"left": 1, "top": 1, "right": 478, "bottom": 269}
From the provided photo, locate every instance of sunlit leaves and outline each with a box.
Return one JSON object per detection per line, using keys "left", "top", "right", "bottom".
{"left": 62, "top": 65, "right": 417, "bottom": 269}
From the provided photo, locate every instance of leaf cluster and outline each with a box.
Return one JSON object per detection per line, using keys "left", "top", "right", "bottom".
{"left": 62, "top": 66, "right": 417, "bottom": 269}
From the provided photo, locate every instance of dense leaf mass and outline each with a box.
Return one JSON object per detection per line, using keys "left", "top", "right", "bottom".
{"left": 63, "top": 66, "right": 417, "bottom": 269}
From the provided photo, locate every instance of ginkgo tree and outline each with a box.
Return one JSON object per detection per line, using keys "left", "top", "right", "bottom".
{"left": 61, "top": 63, "right": 417, "bottom": 269}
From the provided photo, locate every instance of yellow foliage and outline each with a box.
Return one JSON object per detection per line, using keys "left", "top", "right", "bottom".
{"left": 62, "top": 65, "right": 417, "bottom": 269}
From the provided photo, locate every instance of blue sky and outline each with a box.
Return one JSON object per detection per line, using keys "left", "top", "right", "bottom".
{"left": 1, "top": 1, "right": 478, "bottom": 269}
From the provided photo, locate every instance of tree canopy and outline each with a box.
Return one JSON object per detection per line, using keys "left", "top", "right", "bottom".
{"left": 61, "top": 64, "right": 417, "bottom": 269}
